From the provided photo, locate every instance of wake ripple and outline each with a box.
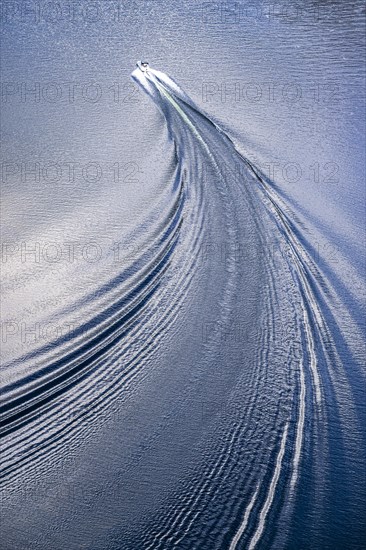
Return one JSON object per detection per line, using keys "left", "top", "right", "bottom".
{"left": 1, "top": 61, "right": 364, "bottom": 549}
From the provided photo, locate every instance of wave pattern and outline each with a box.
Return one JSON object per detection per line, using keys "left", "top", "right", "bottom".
{"left": 129, "top": 63, "right": 365, "bottom": 549}
{"left": 1, "top": 62, "right": 365, "bottom": 549}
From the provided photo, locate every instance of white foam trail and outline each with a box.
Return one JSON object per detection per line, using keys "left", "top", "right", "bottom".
{"left": 291, "top": 359, "right": 306, "bottom": 490}
{"left": 302, "top": 305, "right": 321, "bottom": 405}
{"left": 248, "top": 423, "right": 289, "bottom": 550}
{"left": 229, "top": 485, "right": 260, "bottom": 550}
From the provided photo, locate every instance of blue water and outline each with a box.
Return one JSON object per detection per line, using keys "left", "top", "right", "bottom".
{"left": 1, "top": 2, "right": 365, "bottom": 549}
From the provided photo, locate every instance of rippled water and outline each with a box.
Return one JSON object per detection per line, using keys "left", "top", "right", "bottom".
{"left": 1, "top": 2, "right": 365, "bottom": 549}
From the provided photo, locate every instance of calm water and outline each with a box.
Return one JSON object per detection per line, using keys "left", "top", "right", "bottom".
{"left": 1, "top": 1, "right": 365, "bottom": 549}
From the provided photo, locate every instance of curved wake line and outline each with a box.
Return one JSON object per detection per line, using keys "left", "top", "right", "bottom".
{"left": 291, "top": 357, "right": 306, "bottom": 490}
{"left": 133, "top": 63, "right": 312, "bottom": 549}
{"left": 229, "top": 362, "right": 305, "bottom": 549}
{"left": 249, "top": 424, "right": 289, "bottom": 550}
{"left": 229, "top": 486, "right": 259, "bottom": 550}
{"left": 130, "top": 62, "right": 365, "bottom": 550}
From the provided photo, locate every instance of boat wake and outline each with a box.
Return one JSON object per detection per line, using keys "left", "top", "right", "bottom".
{"left": 1, "top": 62, "right": 365, "bottom": 549}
